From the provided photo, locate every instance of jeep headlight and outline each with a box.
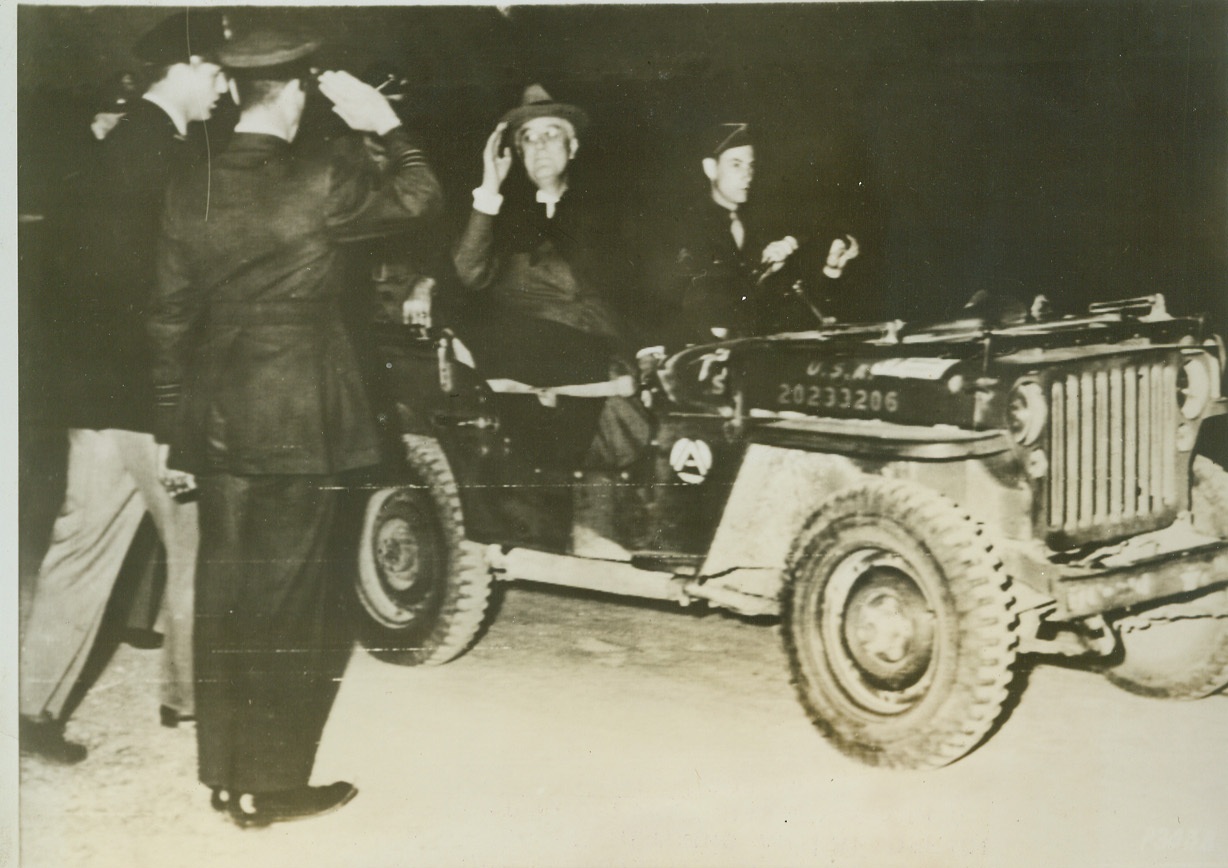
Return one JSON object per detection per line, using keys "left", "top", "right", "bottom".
{"left": 1008, "top": 380, "right": 1047, "bottom": 446}
{"left": 1178, "top": 353, "right": 1218, "bottom": 420}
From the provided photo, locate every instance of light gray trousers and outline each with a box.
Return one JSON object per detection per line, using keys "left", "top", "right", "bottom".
{"left": 20, "top": 428, "right": 198, "bottom": 719}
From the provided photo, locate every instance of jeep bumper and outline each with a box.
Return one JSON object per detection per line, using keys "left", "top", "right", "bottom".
{"left": 1006, "top": 540, "right": 1228, "bottom": 619}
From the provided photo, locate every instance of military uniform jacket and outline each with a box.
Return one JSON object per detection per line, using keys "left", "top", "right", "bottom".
{"left": 671, "top": 197, "right": 768, "bottom": 346}
{"left": 149, "top": 127, "right": 442, "bottom": 475}
{"left": 53, "top": 98, "right": 199, "bottom": 432}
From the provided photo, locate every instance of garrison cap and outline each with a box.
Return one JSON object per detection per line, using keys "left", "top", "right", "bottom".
{"left": 218, "top": 28, "right": 320, "bottom": 71}
{"left": 703, "top": 122, "right": 753, "bottom": 158}
{"left": 500, "top": 84, "right": 589, "bottom": 135}
{"left": 132, "top": 10, "right": 227, "bottom": 65}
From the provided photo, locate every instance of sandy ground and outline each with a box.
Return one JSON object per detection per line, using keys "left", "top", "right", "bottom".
{"left": 16, "top": 579, "right": 1228, "bottom": 868}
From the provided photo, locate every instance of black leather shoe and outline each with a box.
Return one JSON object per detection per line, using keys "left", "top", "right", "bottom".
{"left": 160, "top": 705, "right": 195, "bottom": 728}
{"left": 229, "top": 782, "right": 358, "bottom": 828}
{"left": 19, "top": 716, "right": 87, "bottom": 765}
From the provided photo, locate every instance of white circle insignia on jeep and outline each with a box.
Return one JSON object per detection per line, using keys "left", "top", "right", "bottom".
{"left": 669, "top": 438, "right": 713, "bottom": 484}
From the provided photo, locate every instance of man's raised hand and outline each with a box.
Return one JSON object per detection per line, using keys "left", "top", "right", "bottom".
{"left": 318, "top": 70, "right": 401, "bottom": 137}
{"left": 481, "top": 122, "right": 514, "bottom": 193}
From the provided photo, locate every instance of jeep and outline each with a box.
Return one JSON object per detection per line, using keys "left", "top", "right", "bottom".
{"left": 353, "top": 292, "right": 1228, "bottom": 769}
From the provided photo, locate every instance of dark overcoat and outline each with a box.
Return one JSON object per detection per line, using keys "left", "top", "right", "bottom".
{"left": 149, "top": 128, "right": 442, "bottom": 475}
{"left": 53, "top": 99, "right": 202, "bottom": 432}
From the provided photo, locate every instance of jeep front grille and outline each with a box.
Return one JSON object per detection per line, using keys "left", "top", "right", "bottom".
{"left": 1047, "top": 359, "right": 1180, "bottom": 543}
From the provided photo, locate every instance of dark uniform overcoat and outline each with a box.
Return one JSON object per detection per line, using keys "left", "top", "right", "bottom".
{"left": 149, "top": 126, "right": 442, "bottom": 794}
{"left": 56, "top": 98, "right": 201, "bottom": 432}
{"left": 151, "top": 128, "right": 438, "bottom": 474}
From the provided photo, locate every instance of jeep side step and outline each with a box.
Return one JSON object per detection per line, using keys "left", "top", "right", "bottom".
{"left": 485, "top": 547, "right": 778, "bottom": 616}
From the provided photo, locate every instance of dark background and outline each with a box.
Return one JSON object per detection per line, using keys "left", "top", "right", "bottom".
{"left": 17, "top": 1, "right": 1228, "bottom": 561}
{"left": 19, "top": 2, "right": 1228, "bottom": 320}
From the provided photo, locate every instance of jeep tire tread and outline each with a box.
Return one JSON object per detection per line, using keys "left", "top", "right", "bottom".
{"left": 1102, "top": 456, "right": 1228, "bottom": 699}
{"left": 783, "top": 479, "right": 1020, "bottom": 769}
{"left": 355, "top": 434, "right": 492, "bottom": 666}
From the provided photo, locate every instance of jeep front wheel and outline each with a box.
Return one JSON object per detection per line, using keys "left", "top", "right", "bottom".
{"left": 783, "top": 480, "right": 1020, "bottom": 769}
{"left": 1101, "top": 456, "right": 1228, "bottom": 699}
{"left": 355, "top": 435, "right": 492, "bottom": 666}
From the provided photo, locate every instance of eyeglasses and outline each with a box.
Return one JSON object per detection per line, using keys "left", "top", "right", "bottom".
{"left": 517, "top": 126, "right": 569, "bottom": 149}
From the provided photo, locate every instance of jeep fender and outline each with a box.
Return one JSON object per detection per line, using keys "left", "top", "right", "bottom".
{"left": 700, "top": 421, "right": 1018, "bottom": 604}
{"left": 697, "top": 445, "right": 865, "bottom": 604}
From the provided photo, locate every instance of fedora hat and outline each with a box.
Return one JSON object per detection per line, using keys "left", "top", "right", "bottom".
{"left": 500, "top": 84, "right": 589, "bottom": 134}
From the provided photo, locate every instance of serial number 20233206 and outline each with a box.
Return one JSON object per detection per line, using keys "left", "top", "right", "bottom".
{"left": 776, "top": 382, "right": 900, "bottom": 413}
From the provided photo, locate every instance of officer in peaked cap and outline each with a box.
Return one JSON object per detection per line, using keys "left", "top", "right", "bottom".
{"left": 18, "top": 7, "right": 231, "bottom": 768}
{"left": 127, "top": 10, "right": 230, "bottom": 134}
{"left": 149, "top": 22, "right": 441, "bottom": 828}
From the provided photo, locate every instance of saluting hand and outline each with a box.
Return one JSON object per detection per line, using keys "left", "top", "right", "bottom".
{"left": 480, "top": 122, "right": 513, "bottom": 194}
{"left": 318, "top": 70, "right": 402, "bottom": 137}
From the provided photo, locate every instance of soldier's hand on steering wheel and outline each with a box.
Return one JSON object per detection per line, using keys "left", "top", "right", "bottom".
{"left": 823, "top": 235, "right": 860, "bottom": 278}
{"left": 760, "top": 235, "right": 800, "bottom": 275}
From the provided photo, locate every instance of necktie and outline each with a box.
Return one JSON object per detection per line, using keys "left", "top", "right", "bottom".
{"left": 729, "top": 210, "right": 745, "bottom": 250}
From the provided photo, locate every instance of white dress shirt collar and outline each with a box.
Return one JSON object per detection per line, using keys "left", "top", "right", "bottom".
{"left": 535, "top": 187, "right": 565, "bottom": 219}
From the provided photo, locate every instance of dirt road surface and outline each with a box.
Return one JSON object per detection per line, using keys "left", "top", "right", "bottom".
{"left": 18, "top": 583, "right": 1228, "bottom": 868}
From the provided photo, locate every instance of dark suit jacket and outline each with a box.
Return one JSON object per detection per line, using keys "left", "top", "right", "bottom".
{"left": 452, "top": 188, "right": 628, "bottom": 342}
{"left": 52, "top": 98, "right": 200, "bottom": 432}
{"left": 670, "top": 198, "right": 768, "bottom": 346}
{"left": 670, "top": 196, "right": 867, "bottom": 343}
{"left": 149, "top": 127, "right": 442, "bottom": 475}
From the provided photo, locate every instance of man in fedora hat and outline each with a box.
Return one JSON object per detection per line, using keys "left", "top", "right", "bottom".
{"left": 671, "top": 122, "right": 859, "bottom": 344}
{"left": 149, "top": 26, "right": 441, "bottom": 826}
{"left": 19, "top": 8, "right": 228, "bottom": 765}
{"left": 451, "top": 85, "right": 649, "bottom": 555}
{"left": 452, "top": 83, "right": 630, "bottom": 388}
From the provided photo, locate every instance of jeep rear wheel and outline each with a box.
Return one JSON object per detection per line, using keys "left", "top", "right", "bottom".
{"left": 1102, "top": 456, "right": 1228, "bottom": 699}
{"left": 356, "top": 435, "right": 492, "bottom": 666}
{"left": 783, "top": 480, "right": 1020, "bottom": 769}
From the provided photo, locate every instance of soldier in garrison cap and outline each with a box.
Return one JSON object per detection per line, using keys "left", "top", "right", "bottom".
{"left": 669, "top": 122, "right": 860, "bottom": 344}
{"left": 149, "top": 26, "right": 442, "bottom": 828}
{"left": 18, "top": 9, "right": 229, "bottom": 768}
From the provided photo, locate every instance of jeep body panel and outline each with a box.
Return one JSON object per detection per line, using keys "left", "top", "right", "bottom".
{"left": 367, "top": 296, "right": 1226, "bottom": 621}
{"left": 357, "top": 294, "right": 1228, "bottom": 769}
